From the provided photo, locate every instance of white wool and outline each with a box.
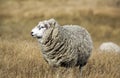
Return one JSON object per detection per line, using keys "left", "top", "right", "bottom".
{"left": 99, "top": 42, "right": 120, "bottom": 53}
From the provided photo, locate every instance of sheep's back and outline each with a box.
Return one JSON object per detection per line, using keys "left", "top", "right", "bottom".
{"left": 63, "top": 25, "right": 93, "bottom": 48}
{"left": 63, "top": 25, "right": 93, "bottom": 64}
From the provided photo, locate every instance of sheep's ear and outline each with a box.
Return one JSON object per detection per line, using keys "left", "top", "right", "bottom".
{"left": 48, "top": 18, "right": 57, "bottom": 26}
{"left": 48, "top": 18, "right": 56, "bottom": 23}
{"left": 44, "top": 23, "right": 50, "bottom": 29}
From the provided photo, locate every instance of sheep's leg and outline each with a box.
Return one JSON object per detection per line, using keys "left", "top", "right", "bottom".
{"left": 79, "top": 67, "right": 82, "bottom": 76}
{"left": 79, "top": 62, "right": 87, "bottom": 77}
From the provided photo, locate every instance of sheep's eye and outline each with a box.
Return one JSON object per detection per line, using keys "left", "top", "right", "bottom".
{"left": 38, "top": 26, "right": 44, "bottom": 30}
{"left": 41, "top": 26, "right": 45, "bottom": 28}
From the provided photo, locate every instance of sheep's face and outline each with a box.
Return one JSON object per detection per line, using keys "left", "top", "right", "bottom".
{"left": 31, "top": 21, "right": 50, "bottom": 39}
{"left": 31, "top": 18, "right": 57, "bottom": 39}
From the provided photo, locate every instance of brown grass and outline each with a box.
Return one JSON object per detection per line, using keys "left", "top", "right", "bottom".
{"left": 0, "top": 0, "right": 120, "bottom": 78}
{"left": 0, "top": 39, "right": 120, "bottom": 78}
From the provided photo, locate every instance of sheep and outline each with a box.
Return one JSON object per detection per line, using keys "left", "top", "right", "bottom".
{"left": 31, "top": 18, "right": 93, "bottom": 71}
{"left": 99, "top": 42, "right": 120, "bottom": 53}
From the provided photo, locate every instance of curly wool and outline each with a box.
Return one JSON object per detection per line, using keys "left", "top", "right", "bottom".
{"left": 39, "top": 22, "right": 93, "bottom": 68}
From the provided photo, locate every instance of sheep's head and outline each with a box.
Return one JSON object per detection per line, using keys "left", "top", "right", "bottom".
{"left": 31, "top": 18, "right": 58, "bottom": 39}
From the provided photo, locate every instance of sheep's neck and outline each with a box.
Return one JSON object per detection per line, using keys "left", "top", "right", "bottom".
{"left": 41, "top": 26, "right": 68, "bottom": 52}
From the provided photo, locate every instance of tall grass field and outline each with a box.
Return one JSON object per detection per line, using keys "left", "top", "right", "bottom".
{"left": 0, "top": 0, "right": 120, "bottom": 78}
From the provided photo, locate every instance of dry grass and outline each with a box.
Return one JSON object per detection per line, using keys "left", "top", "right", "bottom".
{"left": 0, "top": 39, "right": 120, "bottom": 78}
{"left": 0, "top": 0, "right": 120, "bottom": 78}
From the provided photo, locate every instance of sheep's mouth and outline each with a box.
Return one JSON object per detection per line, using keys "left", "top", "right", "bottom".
{"left": 37, "top": 36, "right": 42, "bottom": 39}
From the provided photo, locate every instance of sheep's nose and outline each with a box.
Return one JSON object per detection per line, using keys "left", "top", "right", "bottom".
{"left": 31, "top": 32, "right": 34, "bottom": 36}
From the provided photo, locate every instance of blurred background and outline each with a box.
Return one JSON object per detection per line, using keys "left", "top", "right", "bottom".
{"left": 0, "top": 0, "right": 120, "bottom": 45}
{"left": 0, "top": 0, "right": 120, "bottom": 78}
